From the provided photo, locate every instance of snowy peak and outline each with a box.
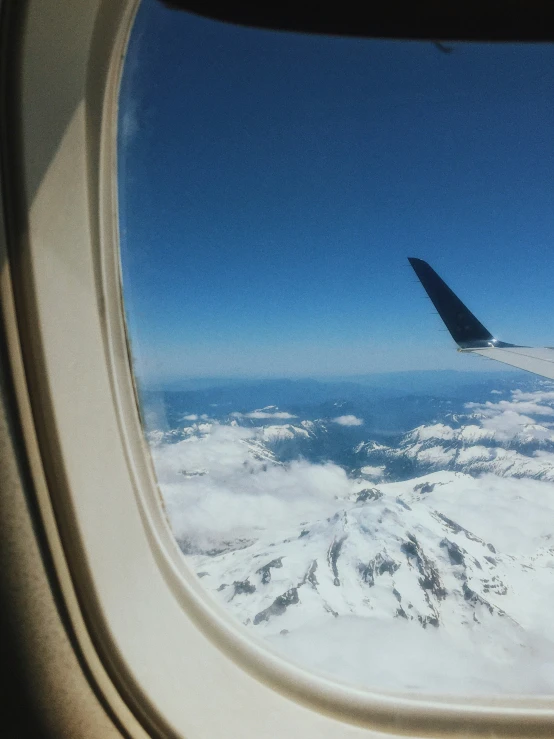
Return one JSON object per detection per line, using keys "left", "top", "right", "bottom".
{"left": 261, "top": 424, "right": 312, "bottom": 441}
{"left": 189, "top": 471, "right": 548, "bottom": 640}
{"left": 357, "top": 390, "right": 554, "bottom": 482}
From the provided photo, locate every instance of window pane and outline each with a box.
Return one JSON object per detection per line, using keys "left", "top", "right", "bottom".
{"left": 118, "top": 0, "right": 554, "bottom": 695}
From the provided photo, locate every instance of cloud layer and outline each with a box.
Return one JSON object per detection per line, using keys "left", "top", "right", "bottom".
{"left": 152, "top": 422, "right": 350, "bottom": 553}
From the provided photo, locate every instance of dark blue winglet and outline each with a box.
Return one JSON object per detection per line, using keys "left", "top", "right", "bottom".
{"left": 408, "top": 258, "right": 514, "bottom": 349}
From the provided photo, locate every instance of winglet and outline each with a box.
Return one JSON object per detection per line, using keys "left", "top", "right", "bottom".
{"left": 408, "top": 257, "right": 506, "bottom": 349}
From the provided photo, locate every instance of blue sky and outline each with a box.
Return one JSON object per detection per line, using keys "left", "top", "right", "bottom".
{"left": 118, "top": 0, "right": 554, "bottom": 383}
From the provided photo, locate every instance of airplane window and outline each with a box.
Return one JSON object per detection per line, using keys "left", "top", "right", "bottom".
{"left": 118, "top": 0, "right": 554, "bottom": 695}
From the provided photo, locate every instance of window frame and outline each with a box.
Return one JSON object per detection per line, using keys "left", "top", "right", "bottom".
{"left": 3, "top": 0, "right": 554, "bottom": 736}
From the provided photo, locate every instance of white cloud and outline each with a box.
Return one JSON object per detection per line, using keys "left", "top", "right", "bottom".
{"left": 466, "top": 399, "right": 554, "bottom": 416}
{"left": 513, "top": 390, "right": 554, "bottom": 403}
{"left": 269, "top": 615, "right": 554, "bottom": 695}
{"left": 332, "top": 415, "right": 363, "bottom": 426}
{"left": 480, "top": 411, "right": 539, "bottom": 440}
{"left": 464, "top": 392, "right": 554, "bottom": 441}
{"left": 151, "top": 422, "right": 351, "bottom": 553}
{"left": 183, "top": 414, "right": 198, "bottom": 421}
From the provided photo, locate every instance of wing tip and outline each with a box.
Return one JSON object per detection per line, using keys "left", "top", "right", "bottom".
{"left": 407, "top": 257, "right": 431, "bottom": 275}
{"left": 407, "top": 256, "right": 498, "bottom": 348}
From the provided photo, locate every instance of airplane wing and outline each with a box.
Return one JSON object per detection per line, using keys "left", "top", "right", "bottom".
{"left": 408, "top": 257, "right": 554, "bottom": 381}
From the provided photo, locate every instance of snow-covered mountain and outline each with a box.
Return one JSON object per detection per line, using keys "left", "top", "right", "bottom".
{"left": 190, "top": 470, "right": 554, "bottom": 693}
{"left": 145, "top": 383, "right": 554, "bottom": 695}
{"left": 358, "top": 388, "right": 554, "bottom": 482}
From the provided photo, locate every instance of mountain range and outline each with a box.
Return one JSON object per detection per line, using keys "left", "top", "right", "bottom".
{"left": 142, "top": 372, "right": 554, "bottom": 694}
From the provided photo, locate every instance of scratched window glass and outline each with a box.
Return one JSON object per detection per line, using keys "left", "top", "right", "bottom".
{"left": 118, "top": 0, "right": 554, "bottom": 694}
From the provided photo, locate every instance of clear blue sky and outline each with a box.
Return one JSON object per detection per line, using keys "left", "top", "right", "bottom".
{"left": 118, "top": 0, "right": 554, "bottom": 384}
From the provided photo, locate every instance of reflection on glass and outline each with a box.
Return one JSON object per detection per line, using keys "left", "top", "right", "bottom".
{"left": 118, "top": 0, "right": 554, "bottom": 694}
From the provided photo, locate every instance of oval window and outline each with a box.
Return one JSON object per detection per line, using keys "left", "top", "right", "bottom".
{"left": 118, "top": 0, "right": 554, "bottom": 695}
